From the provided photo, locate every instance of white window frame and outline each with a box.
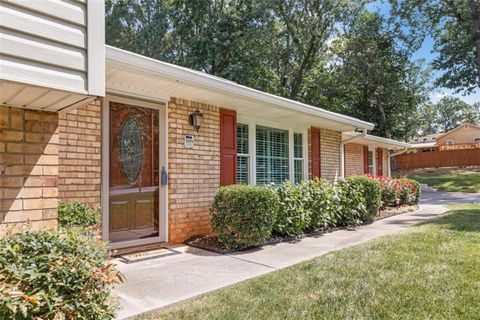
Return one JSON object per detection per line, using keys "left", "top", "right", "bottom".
{"left": 237, "top": 116, "right": 308, "bottom": 185}
{"left": 236, "top": 123, "right": 250, "bottom": 184}
{"left": 293, "top": 132, "right": 306, "bottom": 184}
{"left": 368, "top": 146, "right": 376, "bottom": 175}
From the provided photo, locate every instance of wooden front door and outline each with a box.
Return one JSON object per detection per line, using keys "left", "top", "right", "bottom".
{"left": 109, "top": 102, "right": 160, "bottom": 243}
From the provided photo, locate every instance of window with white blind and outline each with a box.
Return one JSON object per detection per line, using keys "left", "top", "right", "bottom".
{"left": 293, "top": 133, "right": 304, "bottom": 184}
{"left": 236, "top": 123, "right": 249, "bottom": 184}
{"left": 256, "top": 126, "right": 289, "bottom": 185}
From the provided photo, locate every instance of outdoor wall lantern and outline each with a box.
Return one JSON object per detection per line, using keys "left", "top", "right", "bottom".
{"left": 189, "top": 108, "right": 203, "bottom": 132}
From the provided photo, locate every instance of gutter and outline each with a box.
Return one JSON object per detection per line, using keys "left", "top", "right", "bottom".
{"left": 340, "top": 129, "right": 367, "bottom": 178}
{"left": 387, "top": 147, "right": 408, "bottom": 177}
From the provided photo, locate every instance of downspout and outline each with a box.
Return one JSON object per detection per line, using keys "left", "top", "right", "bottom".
{"left": 340, "top": 129, "right": 367, "bottom": 178}
{"left": 387, "top": 147, "right": 408, "bottom": 177}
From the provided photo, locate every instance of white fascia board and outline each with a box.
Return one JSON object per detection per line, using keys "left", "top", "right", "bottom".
{"left": 343, "top": 132, "right": 411, "bottom": 149}
{"left": 363, "top": 135, "right": 411, "bottom": 148}
{"left": 105, "top": 45, "right": 375, "bottom": 131}
{"left": 409, "top": 142, "right": 436, "bottom": 148}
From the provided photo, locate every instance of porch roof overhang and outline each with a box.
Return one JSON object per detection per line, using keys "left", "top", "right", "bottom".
{"left": 105, "top": 46, "right": 374, "bottom": 132}
{"left": 342, "top": 132, "right": 411, "bottom": 150}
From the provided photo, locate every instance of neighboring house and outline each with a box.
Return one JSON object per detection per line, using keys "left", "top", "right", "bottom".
{"left": 0, "top": 2, "right": 406, "bottom": 249}
{"left": 396, "top": 124, "right": 480, "bottom": 170}
{"left": 407, "top": 124, "right": 480, "bottom": 153}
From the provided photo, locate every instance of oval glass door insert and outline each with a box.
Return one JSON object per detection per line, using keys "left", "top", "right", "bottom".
{"left": 119, "top": 117, "right": 143, "bottom": 184}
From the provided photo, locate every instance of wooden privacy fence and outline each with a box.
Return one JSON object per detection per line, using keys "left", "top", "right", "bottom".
{"left": 395, "top": 148, "right": 480, "bottom": 170}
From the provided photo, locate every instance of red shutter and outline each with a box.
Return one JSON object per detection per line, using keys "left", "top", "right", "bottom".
{"left": 376, "top": 148, "right": 383, "bottom": 176}
{"left": 220, "top": 109, "right": 237, "bottom": 186}
{"left": 311, "top": 128, "right": 321, "bottom": 178}
{"left": 363, "top": 145, "right": 369, "bottom": 174}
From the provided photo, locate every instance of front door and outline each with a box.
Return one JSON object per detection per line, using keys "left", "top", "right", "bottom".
{"left": 109, "top": 102, "right": 160, "bottom": 243}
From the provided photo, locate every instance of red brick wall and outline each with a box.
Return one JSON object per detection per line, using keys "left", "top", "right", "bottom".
{"left": 345, "top": 143, "right": 364, "bottom": 176}
{"left": 58, "top": 101, "right": 102, "bottom": 208}
{"left": 0, "top": 106, "right": 59, "bottom": 234}
{"left": 167, "top": 98, "right": 220, "bottom": 243}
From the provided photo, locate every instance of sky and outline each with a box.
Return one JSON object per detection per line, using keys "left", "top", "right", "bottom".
{"left": 367, "top": 1, "right": 479, "bottom": 105}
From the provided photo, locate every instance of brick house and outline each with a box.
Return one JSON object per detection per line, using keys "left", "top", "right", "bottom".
{"left": 0, "top": 2, "right": 408, "bottom": 249}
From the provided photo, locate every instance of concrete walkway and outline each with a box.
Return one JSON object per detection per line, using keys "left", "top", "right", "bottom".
{"left": 420, "top": 190, "right": 480, "bottom": 205}
{"left": 114, "top": 203, "right": 449, "bottom": 319}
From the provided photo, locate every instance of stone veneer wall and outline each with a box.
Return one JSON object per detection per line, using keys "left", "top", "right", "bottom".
{"left": 345, "top": 143, "right": 365, "bottom": 177}
{"left": 167, "top": 98, "right": 221, "bottom": 243}
{"left": 0, "top": 106, "right": 59, "bottom": 233}
{"left": 58, "top": 101, "right": 102, "bottom": 207}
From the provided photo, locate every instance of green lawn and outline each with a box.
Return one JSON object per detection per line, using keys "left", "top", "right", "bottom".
{"left": 407, "top": 172, "right": 480, "bottom": 193}
{"left": 139, "top": 204, "right": 480, "bottom": 320}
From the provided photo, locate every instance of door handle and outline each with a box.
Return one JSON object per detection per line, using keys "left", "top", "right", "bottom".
{"left": 161, "top": 166, "right": 168, "bottom": 186}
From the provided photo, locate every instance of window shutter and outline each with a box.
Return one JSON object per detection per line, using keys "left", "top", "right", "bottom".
{"left": 311, "top": 128, "right": 321, "bottom": 178}
{"left": 220, "top": 109, "right": 237, "bottom": 186}
{"left": 376, "top": 148, "right": 383, "bottom": 176}
{"left": 363, "top": 145, "right": 369, "bottom": 174}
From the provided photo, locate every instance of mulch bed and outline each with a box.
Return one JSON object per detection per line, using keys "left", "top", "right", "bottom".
{"left": 186, "top": 226, "right": 342, "bottom": 254}
{"left": 375, "top": 205, "right": 419, "bottom": 220}
{"left": 187, "top": 205, "right": 419, "bottom": 254}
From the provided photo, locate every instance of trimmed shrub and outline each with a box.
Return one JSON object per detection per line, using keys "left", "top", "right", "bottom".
{"left": 58, "top": 201, "right": 100, "bottom": 229}
{"left": 346, "top": 176, "right": 382, "bottom": 221}
{"left": 333, "top": 179, "right": 367, "bottom": 226}
{"left": 211, "top": 185, "right": 279, "bottom": 249}
{"left": 397, "top": 178, "right": 421, "bottom": 205}
{"left": 274, "top": 181, "right": 312, "bottom": 237}
{"left": 0, "top": 230, "right": 122, "bottom": 319}
{"left": 303, "top": 178, "right": 335, "bottom": 229}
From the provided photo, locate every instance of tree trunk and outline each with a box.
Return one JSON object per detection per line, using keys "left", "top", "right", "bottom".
{"left": 469, "top": 0, "right": 480, "bottom": 85}
{"left": 375, "top": 87, "right": 391, "bottom": 139}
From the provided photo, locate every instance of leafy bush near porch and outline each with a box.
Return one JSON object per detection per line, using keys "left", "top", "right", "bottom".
{"left": 333, "top": 179, "right": 367, "bottom": 226}
{"left": 274, "top": 181, "right": 312, "bottom": 237}
{"left": 211, "top": 185, "right": 279, "bottom": 249}
{"left": 0, "top": 229, "right": 122, "bottom": 320}
{"left": 345, "top": 176, "right": 382, "bottom": 221}
{"left": 58, "top": 201, "right": 100, "bottom": 229}
{"left": 303, "top": 179, "right": 336, "bottom": 229}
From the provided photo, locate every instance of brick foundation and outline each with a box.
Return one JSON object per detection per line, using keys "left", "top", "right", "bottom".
{"left": 167, "top": 98, "right": 220, "bottom": 243}
{"left": 0, "top": 106, "right": 59, "bottom": 233}
{"left": 58, "top": 101, "right": 102, "bottom": 208}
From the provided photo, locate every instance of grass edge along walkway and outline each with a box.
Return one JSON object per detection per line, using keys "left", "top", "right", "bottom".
{"left": 408, "top": 172, "right": 480, "bottom": 193}
{"left": 139, "top": 204, "right": 480, "bottom": 320}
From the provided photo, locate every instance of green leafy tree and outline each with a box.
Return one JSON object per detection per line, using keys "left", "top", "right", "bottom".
{"left": 326, "top": 12, "right": 429, "bottom": 139}
{"left": 435, "top": 96, "right": 479, "bottom": 131}
{"left": 389, "top": 0, "right": 480, "bottom": 93}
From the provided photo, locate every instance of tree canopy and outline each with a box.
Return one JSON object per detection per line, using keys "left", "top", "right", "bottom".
{"left": 105, "top": 0, "right": 478, "bottom": 141}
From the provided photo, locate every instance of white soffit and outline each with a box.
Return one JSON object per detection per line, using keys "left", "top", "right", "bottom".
{"left": 105, "top": 46, "right": 374, "bottom": 132}
{"left": 0, "top": 80, "right": 95, "bottom": 112}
